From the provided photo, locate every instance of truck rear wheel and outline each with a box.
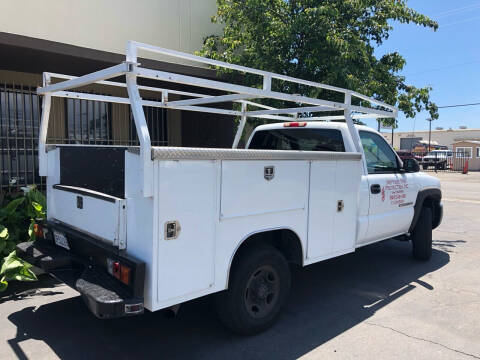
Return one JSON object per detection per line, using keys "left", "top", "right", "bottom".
{"left": 215, "top": 244, "right": 291, "bottom": 335}
{"left": 412, "top": 206, "right": 433, "bottom": 260}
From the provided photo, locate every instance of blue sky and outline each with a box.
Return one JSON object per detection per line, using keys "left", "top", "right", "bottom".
{"left": 362, "top": 0, "right": 480, "bottom": 132}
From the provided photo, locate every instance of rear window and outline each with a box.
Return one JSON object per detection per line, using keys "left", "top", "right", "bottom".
{"left": 249, "top": 128, "right": 345, "bottom": 152}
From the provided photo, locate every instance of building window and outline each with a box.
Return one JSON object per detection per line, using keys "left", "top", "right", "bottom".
{"left": 477, "top": 147, "right": 480, "bottom": 158}
{"left": 456, "top": 147, "right": 472, "bottom": 158}
{"left": 65, "top": 99, "right": 112, "bottom": 144}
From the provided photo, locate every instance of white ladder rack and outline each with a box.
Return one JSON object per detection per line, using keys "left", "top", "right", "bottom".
{"left": 37, "top": 40, "right": 398, "bottom": 197}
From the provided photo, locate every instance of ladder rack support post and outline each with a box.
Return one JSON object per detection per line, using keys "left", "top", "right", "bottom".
{"left": 344, "top": 93, "right": 367, "bottom": 174}
{"left": 38, "top": 73, "right": 52, "bottom": 176}
{"left": 232, "top": 103, "right": 248, "bottom": 148}
{"left": 126, "top": 72, "right": 153, "bottom": 197}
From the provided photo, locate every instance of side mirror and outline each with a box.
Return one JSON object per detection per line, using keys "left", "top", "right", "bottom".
{"left": 403, "top": 158, "right": 420, "bottom": 173}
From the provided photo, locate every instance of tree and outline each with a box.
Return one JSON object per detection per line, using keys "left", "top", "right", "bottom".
{"left": 198, "top": 0, "right": 439, "bottom": 127}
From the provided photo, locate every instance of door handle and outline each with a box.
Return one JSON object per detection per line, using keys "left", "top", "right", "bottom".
{"left": 370, "top": 184, "right": 381, "bottom": 194}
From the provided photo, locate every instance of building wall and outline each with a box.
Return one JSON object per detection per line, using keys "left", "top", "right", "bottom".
{"left": 0, "top": 2, "right": 238, "bottom": 192}
{"left": 453, "top": 141, "right": 480, "bottom": 171}
{"left": 382, "top": 129, "right": 480, "bottom": 150}
{"left": 0, "top": 0, "right": 221, "bottom": 62}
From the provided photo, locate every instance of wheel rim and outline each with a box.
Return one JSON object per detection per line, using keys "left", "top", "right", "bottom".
{"left": 244, "top": 265, "right": 280, "bottom": 319}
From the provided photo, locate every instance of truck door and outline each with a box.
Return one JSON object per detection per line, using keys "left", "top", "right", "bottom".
{"left": 359, "top": 131, "right": 417, "bottom": 244}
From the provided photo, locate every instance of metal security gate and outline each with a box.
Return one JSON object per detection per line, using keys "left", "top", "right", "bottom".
{"left": 0, "top": 81, "right": 168, "bottom": 194}
{"left": 413, "top": 151, "right": 470, "bottom": 173}
{"left": 0, "top": 83, "right": 43, "bottom": 192}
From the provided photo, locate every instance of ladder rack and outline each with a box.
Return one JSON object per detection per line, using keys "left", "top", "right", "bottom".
{"left": 37, "top": 40, "right": 398, "bottom": 197}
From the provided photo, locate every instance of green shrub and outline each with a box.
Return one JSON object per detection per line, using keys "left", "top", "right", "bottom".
{"left": 0, "top": 186, "right": 46, "bottom": 291}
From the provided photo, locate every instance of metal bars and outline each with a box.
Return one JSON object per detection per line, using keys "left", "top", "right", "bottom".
{"left": 0, "top": 83, "right": 44, "bottom": 192}
{"left": 0, "top": 79, "right": 168, "bottom": 192}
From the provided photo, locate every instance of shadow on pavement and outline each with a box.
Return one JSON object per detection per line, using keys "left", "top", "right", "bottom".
{"left": 0, "top": 276, "right": 63, "bottom": 305}
{"left": 7, "top": 239, "right": 450, "bottom": 360}
{"left": 432, "top": 239, "right": 466, "bottom": 253}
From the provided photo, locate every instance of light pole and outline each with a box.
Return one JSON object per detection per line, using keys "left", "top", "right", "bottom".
{"left": 427, "top": 117, "right": 435, "bottom": 152}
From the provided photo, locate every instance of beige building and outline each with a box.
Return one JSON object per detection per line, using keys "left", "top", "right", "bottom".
{"left": 0, "top": 1, "right": 235, "bottom": 192}
{"left": 382, "top": 128, "right": 480, "bottom": 151}
{"left": 0, "top": 0, "right": 220, "bottom": 61}
{"left": 452, "top": 141, "right": 480, "bottom": 171}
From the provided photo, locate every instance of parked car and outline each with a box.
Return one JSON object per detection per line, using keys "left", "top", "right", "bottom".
{"left": 421, "top": 150, "right": 453, "bottom": 170}
{"left": 16, "top": 41, "right": 443, "bottom": 335}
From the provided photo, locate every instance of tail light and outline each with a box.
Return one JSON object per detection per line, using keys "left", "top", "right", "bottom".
{"left": 284, "top": 122, "right": 307, "bottom": 127}
{"left": 120, "top": 265, "right": 131, "bottom": 285}
{"left": 107, "top": 258, "right": 131, "bottom": 286}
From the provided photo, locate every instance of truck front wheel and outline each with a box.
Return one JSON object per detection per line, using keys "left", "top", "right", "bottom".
{"left": 412, "top": 206, "right": 433, "bottom": 260}
{"left": 215, "top": 244, "right": 291, "bottom": 334}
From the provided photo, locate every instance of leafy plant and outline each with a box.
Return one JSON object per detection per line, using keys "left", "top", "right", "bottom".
{"left": 199, "top": 0, "right": 439, "bottom": 128}
{"left": 0, "top": 186, "right": 46, "bottom": 291}
{"left": 0, "top": 251, "right": 37, "bottom": 291}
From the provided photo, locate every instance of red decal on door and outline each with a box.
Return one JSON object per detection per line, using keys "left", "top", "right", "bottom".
{"left": 381, "top": 187, "right": 385, "bottom": 202}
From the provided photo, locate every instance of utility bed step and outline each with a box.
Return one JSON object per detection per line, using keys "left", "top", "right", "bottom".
{"left": 76, "top": 268, "right": 143, "bottom": 319}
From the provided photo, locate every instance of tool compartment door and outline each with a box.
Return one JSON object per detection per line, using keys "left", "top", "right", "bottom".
{"left": 220, "top": 160, "right": 308, "bottom": 220}
{"left": 156, "top": 160, "right": 217, "bottom": 304}
{"left": 307, "top": 159, "right": 361, "bottom": 260}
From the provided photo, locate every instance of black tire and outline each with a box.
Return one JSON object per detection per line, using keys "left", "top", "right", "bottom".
{"left": 215, "top": 244, "right": 291, "bottom": 335}
{"left": 422, "top": 164, "right": 428, "bottom": 170}
{"left": 412, "top": 206, "right": 433, "bottom": 260}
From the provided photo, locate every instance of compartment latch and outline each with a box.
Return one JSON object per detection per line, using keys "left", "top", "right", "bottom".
{"left": 164, "top": 220, "right": 181, "bottom": 240}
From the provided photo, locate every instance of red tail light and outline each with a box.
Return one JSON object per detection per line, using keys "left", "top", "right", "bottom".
{"left": 107, "top": 258, "right": 131, "bottom": 286}
{"left": 284, "top": 122, "right": 307, "bottom": 127}
{"left": 112, "top": 261, "right": 121, "bottom": 279}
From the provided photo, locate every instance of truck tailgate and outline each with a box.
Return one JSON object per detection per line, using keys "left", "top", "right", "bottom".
{"left": 49, "top": 184, "right": 127, "bottom": 249}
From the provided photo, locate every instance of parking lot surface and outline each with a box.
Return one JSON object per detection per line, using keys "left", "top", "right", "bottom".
{"left": 1, "top": 172, "right": 479, "bottom": 359}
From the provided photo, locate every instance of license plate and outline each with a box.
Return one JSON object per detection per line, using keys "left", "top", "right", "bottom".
{"left": 53, "top": 231, "right": 70, "bottom": 250}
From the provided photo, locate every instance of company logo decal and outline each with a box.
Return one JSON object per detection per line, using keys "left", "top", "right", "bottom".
{"left": 385, "top": 179, "right": 409, "bottom": 206}
{"left": 264, "top": 166, "right": 275, "bottom": 181}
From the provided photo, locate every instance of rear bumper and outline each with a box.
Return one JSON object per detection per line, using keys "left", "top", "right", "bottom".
{"left": 16, "top": 220, "right": 145, "bottom": 319}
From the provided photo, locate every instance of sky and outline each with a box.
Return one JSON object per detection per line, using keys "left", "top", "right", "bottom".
{"left": 362, "top": 0, "right": 480, "bottom": 133}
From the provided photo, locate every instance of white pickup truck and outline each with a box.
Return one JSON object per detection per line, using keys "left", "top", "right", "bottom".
{"left": 17, "top": 42, "right": 442, "bottom": 335}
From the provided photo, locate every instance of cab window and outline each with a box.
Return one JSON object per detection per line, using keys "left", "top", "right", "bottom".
{"left": 249, "top": 128, "right": 345, "bottom": 152}
{"left": 359, "top": 131, "right": 399, "bottom": 174}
